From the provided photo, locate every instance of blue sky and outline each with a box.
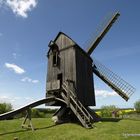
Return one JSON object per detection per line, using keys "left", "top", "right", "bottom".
{"left": 0, "top": 0, "right": 139, "bottom": 109}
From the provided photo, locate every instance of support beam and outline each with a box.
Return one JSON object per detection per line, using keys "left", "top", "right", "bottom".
{"left": 21, "top": 108, "right": 34, "bottom": 131}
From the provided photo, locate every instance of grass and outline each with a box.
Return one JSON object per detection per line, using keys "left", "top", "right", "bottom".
{"left": 0, "top": 118, "right": 140, "bottom": 140}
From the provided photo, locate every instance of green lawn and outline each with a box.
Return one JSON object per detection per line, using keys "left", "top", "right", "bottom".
{"left": 0, "top": 118, "right": 140, "bottom": 140}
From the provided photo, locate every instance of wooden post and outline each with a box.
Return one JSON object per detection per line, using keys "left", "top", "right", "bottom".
{"left": 66, "top": 80, "right": 70, "bottom": 107}
{"left": 21, "top": 108, "right": 34, "bottom": 131}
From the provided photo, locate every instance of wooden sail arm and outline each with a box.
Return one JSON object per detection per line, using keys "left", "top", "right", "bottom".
{"left": 87, "top": 12, "right": 120, "bottom": 55}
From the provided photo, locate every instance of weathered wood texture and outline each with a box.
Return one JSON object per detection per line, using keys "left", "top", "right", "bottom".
{"left": 75, "top": 47, "right": 95, "bottom": 106}
{"left": 46, "top": 32, "right": 95, "bottom": 106}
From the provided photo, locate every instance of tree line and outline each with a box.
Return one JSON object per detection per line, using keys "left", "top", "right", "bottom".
{"left": 0, "top": 99, "right": 140, "bottom": 118}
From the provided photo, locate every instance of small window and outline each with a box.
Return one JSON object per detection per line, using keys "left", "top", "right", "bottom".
{"left": 53, "top": 51, "right": 58, "bottom": 66}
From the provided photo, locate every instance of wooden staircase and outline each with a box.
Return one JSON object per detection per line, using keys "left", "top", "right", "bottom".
{"left": 61, "top": 82, "right": 93, "bottom": 128}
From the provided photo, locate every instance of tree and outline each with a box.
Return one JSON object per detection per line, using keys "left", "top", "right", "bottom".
{"left": 134, "top": 99, "right": 140, "bottom": 113}
{"left": 0, "top": 102, "right": 13, "bottom": 114}
{"left": 31, "top": 108, "right": 46, "bottom": 118}
{"left": 100, "top": 105, "right": 118, "bottom": 117}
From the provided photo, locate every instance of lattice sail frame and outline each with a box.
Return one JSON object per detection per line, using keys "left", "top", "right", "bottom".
{"left": 93, "top": 59, "right": 135, "bottom": 101}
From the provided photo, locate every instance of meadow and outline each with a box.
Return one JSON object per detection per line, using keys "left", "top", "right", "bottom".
{"left": 0, "top": 117, "right": 140, "bottom": 140}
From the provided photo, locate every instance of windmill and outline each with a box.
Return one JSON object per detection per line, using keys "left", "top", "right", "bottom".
{"left": 0, "top": 12, "right": 135, "bottom": 130}
{"left": 46, "top": 12, "right": 135, "bottom": 128}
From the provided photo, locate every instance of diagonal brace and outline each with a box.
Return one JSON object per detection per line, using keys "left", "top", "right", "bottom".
{"left": 21, "top": 107, "right": 34, "bottom": 131}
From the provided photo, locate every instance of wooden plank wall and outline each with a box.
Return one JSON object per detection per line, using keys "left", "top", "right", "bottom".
{"left": 75, "top": 47, "right": 95, "bottom": 106}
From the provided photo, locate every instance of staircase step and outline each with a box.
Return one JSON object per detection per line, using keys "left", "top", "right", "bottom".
{"left": 86, "top": 122, "right": 91, "bottom": 125}
{"left": 86, "top": 125, "right": 92, "bottom": 129}
{"left": 85, "top": 120, "right": 89, "bottom": 122}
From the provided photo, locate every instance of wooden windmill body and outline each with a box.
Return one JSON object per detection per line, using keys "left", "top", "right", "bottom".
{"left": 47, "top": 32, "right": 95, "bottom": 106}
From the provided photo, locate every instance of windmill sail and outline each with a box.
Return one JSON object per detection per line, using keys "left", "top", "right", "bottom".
{"left": 92, "top": 59, "right": 135, "bottom": 101}
{"left": 87, "top": 12, "right": 120, "bottom": 55}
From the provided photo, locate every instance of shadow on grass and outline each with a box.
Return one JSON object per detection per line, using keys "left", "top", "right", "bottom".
{"left": 100, "top": 118, "right": 122, "bottom": 122}
{"left": 0, "top": 124, "right": 57, "bottom": 136}
{"left": 35, "top": 124, "right": 57, "bottom": 131}
{"left": 0, "top": 129, "right": 30, "bottom": 136}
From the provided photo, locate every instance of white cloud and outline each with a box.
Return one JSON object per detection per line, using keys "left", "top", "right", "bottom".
{"left": 0, "top": 95, "right": 9, "bottom": 100}
{"left": 0, "top": 95, "right": 36, "bottom": 109}
{"left": 12, "top": 53, "right": 17, "bottom": 59}
{"left": 21, "top": 77, "right": 32, "bottom": 82}
{"left": 32, "top": 80, "right": 39, "bottom": 83}
{"left": 5, "top": 63, "right": 25, "bottom": 74}
{"left": 21, "top": 77, "right": 39, "bottom": 83}
{"left": 0, "top": 0, "right": 38, "bottom": 18}
{"left": 0, "top": 95, "right": 21, "bottom": 104}
{"left": 24, "top": 97, "right": 34, "bottom": 101}
{"left": 95, "top": 89, "right": 117, "bottom": 98}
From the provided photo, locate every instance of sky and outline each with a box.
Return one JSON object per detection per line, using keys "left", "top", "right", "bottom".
{"left": 0, "top": 0, "right": 140, "bottom": 109}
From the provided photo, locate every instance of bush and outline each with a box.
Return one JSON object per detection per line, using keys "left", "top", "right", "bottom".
{"left": 15, "top": 108, "right": 54, "bottom": 119}
{"left": 14, "top": 111, "right": 26, "bottom": 119}
{"left": 0, "top": 102, "right": 12, "bottom": 114}
{"left": 31, "top": 108, "right": 46, "bottom": 118}
{"left": 14, "top": 109, "right": 46, "bottom": 119}
{"left": 100, "top": 105, "right": 118, "bottom": 117}
{"left": 134, "top": 100, "right": 140, "bottom": 113}
{"left": 96, "top": 111, "right": 101, "bottom": 117}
